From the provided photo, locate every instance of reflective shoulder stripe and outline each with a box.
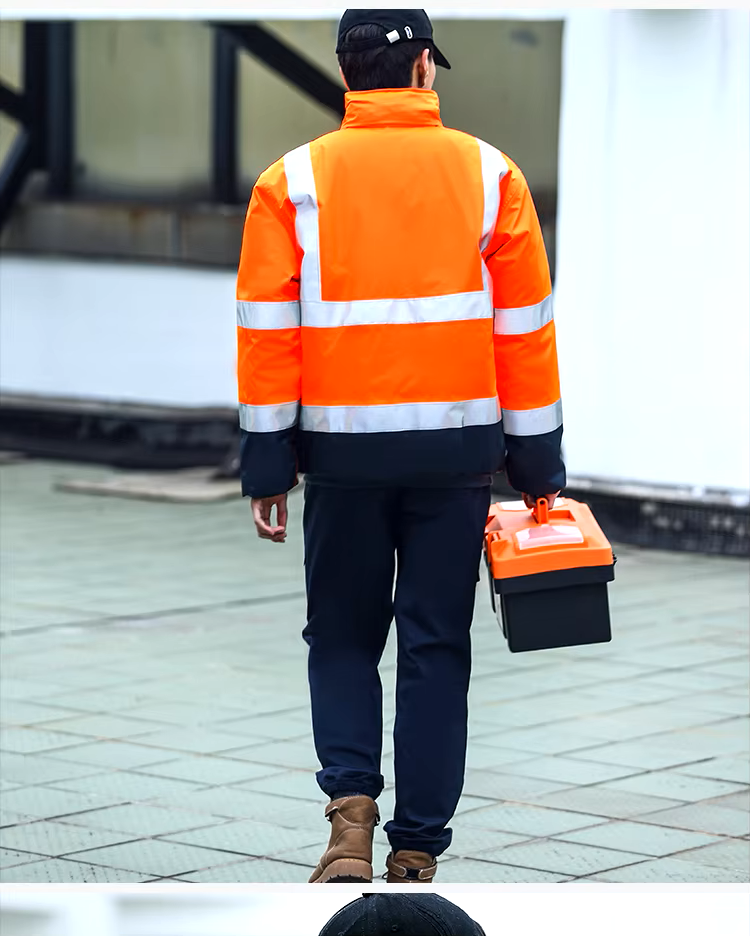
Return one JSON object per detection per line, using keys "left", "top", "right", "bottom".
{"left": 476, "top": 139, "right": 509, "bottom": 252}
{"left": 237, "top": 300, "right": 301, "bottom": 330}
{"left": 300, "top": 398, "right": 501, "bottom": 434}
{"left": 239, "top": 401, "right": 299, "bottom": 433}
{"left": 502, "top": 399, "right": 563, "bottom": 437}
{"left": 283, "top": 144, "right": 321, "bottom": 303}
{"left": 301, "top": 291, "right": 491, "bottom": 328}
{"left": 494, "top": 295, "right": 554, "bottom": 335}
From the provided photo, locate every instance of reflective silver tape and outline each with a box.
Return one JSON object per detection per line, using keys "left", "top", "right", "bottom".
{"left": 494, "top": 295, "right": 554, "bottom": 335}
{"left": 239, "top": 401, "right": 299, "bottom": 433}
{"left": 502, "top": 399, "right": 563, "bottom": 436}
{"left": 301, "top": 291, "right": 492, "bottom": 328}
{"left": 300, "top": 397, "right": 501, "bottom": 434}
{"left": 284, "top": 144, "right": 321, "bottom": 303}
{"left": 477, "top": 138, "right": 508, "bottom": 252}
{"left": 237, "top": 300, "right": 301, "bottom": 330}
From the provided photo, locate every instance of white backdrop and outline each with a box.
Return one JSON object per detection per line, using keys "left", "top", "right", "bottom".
{"left": 554, "top": 9, "right": 750, "bottom": 491}
{"left": 1, "top": 890, "right": 749, "bottom": 936}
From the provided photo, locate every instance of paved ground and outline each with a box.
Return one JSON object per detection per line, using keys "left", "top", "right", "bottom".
{"left": 1, "top": 460, "right": 748, "bottom": 884}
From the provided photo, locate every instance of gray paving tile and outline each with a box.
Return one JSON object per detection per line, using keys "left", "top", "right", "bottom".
{"left": 476, "top": 840, "right": 646, "bottom": 876}
{"left": 0, "top": 752, "right": 104, "bottom": 785}
{"left": 461, "top": 769, "right": 570, "bottom": 801}
{"left": 677, "top": 757, "right": 750, "bottom": 785}
{"left": 588, "top": 857, "right": 749, "bottom": 883}
{"left": 0, "top": 728, "right": 91, "bottom": 755}
{"left": 638, "top": 803, "right": 750, "bottom": 837}
{"left": 671, "top": 839, "right": 750, "bottom": 873}
{"left": 602, "top": 770, "right": 748, "bottom": 802}
{"left": 133, "top": 757, "right": 283, "bottom": 786}
{"left": 433, "top": 858, "right": 572, "bottom": 883}
{"left": 534, "top": 787, "right": 685, "bottom": 819}
{"left": 67, "top": 838, "right": 252, "bottom": 877}
{"left": 0, "top": 858, "right": 147, "bottom": 883}
{"left": 452, "top": 802, "right": 605, "bottom": 838}
{"left": 0, "top": 848, "right": 47, "bottom": 869}
{"left": 62, "top": 804, "right": 221, "bottom": 837}
{"left": 35, "top": 714, "right": 167, "bottom": 739}
{"left": 162, "top": 787, "right": 323, "bottom": 827}
{"left": 568, "top": 740, "right": 712, "bottom": 771}
{"left": 0, "top": 820, "right": 135, "bottom": 857}
{"left": 44, "top": 741, "right": 178, "bottom": 770}
{"left": 221, "top": 739, "right": 321, "bottom": 770}
{"left": 492, "top": 756, "right": 641, "bottom": 786}
{"left": 0, "top": 786, "right": 113, "bottom": 820}
{"left": 180, "top": 858, "right": 312, "bottom": 883}
{"left": 0, "top": 700, "right": 86, "bottom": 725}
{"left": 237, "top": 770, "right": 330, "bottom": 803}
{"left": 162, "top": 818, "right": 324, "bottom": 857}
{"left": 130, "top": 728, "right": 263, "bottom": 755}
{"left": 0, "top": 811, "right": 35, "bottom": 828}
{"left": 557, "top": 820, "right": 723, "bottom": 856}
{"left": 707, "top": 790, "right": 750, "bottom": 812}
{"left": 52, "top": 771, "right": 206, "bottom": 803}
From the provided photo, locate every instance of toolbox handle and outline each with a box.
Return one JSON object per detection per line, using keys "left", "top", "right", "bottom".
{"left": 532, "top": 497, "right": 550, "bottom": 525}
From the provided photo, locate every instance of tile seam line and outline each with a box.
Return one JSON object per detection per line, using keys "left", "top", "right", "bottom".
{"left": 0, "top": 590, "right": 309, "bottom": 638}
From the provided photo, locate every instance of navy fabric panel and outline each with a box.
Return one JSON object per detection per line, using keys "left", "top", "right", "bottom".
{"left": 297, "top": 422, "right": 505, "bottom": 483}
{"left": 239, "top": 426, "right": 298, "bottom": 498}
{"left": 503, "top": 425, "right": 566, "bottom": 499}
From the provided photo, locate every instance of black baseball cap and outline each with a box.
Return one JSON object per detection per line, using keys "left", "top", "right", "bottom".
{"left": 336, "top": 9, "right": 451, "bottom": 70}
{"left": 318, "top": 893, "right": 486, "bottom": 936}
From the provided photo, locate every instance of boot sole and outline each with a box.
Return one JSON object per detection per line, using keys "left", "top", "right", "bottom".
{"left": 310, "top": 858, "right": 373, "bottom": 884}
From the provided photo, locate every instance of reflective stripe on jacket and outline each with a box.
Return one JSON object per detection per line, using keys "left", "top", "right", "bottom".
{"left": 237, "top": 88, "right": 565, "bottom": 498}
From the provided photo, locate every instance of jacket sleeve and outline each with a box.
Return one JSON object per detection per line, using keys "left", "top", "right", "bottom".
{"left": 483, "top": 155, "right": 566, "bottom": 499}
{"left": 237, "top": 158, "right": 302, "bottom": 498}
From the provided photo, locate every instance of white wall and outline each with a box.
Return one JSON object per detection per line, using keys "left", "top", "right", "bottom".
{"left": 554, "top": 9, "right": 750, "bottom": 492}
{"left": 0, "top": 257, "right": 238, "bottom": 409}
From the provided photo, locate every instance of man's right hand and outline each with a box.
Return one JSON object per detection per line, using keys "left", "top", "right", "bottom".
{"left": 251, "top": 493, "right": 288, "bottom": 544}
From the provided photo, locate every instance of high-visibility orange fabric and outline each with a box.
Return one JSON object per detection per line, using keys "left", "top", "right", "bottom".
{"left": 494, "top": 321, "right": 561, "bottom": 413}
{"left": 313, "top": 108, "right": 485, "bottom": 301}
{"left": 237, "top": 161, "right": 302, "bottom": 304}
{"left": 301, "top": 319, "right": 495, "bottom": 407}
{"left": 237, "top": 326, "right": 300, "bottom": 406}
{"left": 237, "top": 89, "right": 559, "bottom": 423}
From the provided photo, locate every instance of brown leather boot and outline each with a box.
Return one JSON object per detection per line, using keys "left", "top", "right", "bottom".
{"left": 308, "top": 795, "right": 380, "bottom": 883}
{"left": 385, "top": 849, "right": 438, "bottom": 883}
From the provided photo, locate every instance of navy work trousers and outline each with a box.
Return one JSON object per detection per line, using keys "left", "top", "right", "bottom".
{"left": 302, "top": 481, "right": 492, "bottom": 857}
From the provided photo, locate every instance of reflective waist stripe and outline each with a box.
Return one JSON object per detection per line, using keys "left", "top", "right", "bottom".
{"left": 494, "top": 295, "right": 553, "bottom": 336}
{"left": 502, "top": 399, "right": 562, "bottom": 436}
{"left": 301, "top": 291, "right": 491, "bottom": 328}
{"left": 239, "top": 401, "right": 299, "bottom": 433}
{"left": 300, "top": 398, "right": 500, "bottom": 434}
{"left": 237, "top": 300, "right": 301, "bottom": 330}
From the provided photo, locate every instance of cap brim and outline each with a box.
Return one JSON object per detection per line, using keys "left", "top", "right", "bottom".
{"left": 433, "top": 44, "right": 451, "bottom": 69}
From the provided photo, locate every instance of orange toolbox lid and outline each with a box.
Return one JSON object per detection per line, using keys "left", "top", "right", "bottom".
{"left": 485, "top": 497, "right": 614, "bottom": 581}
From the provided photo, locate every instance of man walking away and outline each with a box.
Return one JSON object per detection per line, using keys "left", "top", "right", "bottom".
{"left": 236, "top": 9, "right": 565, "bottom": 883}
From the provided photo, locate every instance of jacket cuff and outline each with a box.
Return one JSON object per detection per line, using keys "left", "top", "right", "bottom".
{"left": 503, "top": 425, "right": 566, "bottom": 499}
{"left": 239, "top": 426, "right": 298, "bottom": 498}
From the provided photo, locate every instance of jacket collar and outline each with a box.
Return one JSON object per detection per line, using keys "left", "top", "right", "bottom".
{"left": 341, "top": 89, "right": 443, "bottom": 129}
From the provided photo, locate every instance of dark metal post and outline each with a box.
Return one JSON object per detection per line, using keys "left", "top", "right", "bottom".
{"left": 212, "top": 28, "right": 238, "bottom": 205}
{"left": 47, "top": 21, "right": 74, "bottom": 197}
{"left": 24, "top": 21, "right": 49, "bottom": 169}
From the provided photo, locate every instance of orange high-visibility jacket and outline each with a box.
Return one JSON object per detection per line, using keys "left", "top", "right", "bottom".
{"left": 237, "top": 89, "right": 565, "bottom": 498}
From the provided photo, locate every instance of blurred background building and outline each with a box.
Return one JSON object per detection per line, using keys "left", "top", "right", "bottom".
{"left": 0, "top": 8, "right": 748, "bottom": 551}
